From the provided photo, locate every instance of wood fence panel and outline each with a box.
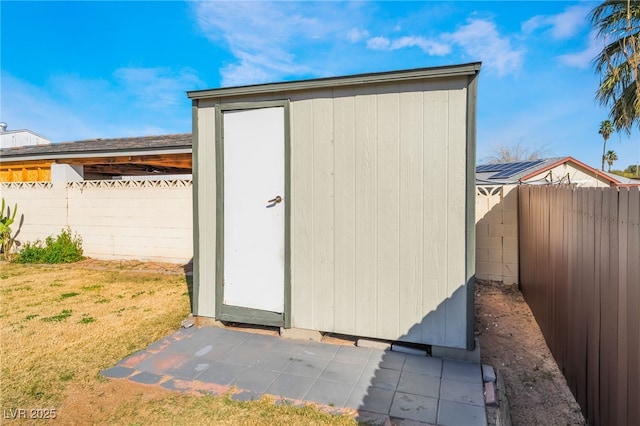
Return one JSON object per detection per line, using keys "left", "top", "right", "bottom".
{"left": 617, "top": 188, "right": 628, "bottom": 425}
{"left": 519, "top": 185, "right": 639, "bottom": 426}
{"left": 587, "top": 188, "right": 601, "bottom": 425}
{"left": 627, "top": 187, "right": 640, "bottom": 425}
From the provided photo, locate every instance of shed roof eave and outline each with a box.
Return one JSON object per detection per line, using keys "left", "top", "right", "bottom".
{"left": 187, "top": 62, "right": 482, "bottom": 100}
{"left": 0, "top": 147, "right": 192, "bottom": 163}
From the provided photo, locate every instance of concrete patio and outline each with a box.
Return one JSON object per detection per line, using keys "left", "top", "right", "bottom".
{"left": 102, "top": 326, "right": 487, "bottom": 425}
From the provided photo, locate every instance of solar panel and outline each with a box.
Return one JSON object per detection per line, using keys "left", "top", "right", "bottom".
{"left": 490, "top": 160, "right": 544, "bottom": 179}
{"left": 476, "top": 164, "right": 506, "bottom": 173}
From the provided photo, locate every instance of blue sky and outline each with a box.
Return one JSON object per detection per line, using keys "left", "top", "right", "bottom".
{"left": 2, "top": 1, "right": 639, "bottom": 170}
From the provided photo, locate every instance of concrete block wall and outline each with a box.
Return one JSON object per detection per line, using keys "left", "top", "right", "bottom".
{"left": 1, "top": 184, "right": 68, "bottom": 247}
{"left": 475, "top": 185, "right": 518, "bottom": 284}
{"left": 1, "top": 180, "right": 193, "bottom": 264}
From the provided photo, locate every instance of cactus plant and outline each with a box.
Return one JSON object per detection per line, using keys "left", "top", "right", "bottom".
{"left": 0, "top": 198, "right": 20, "bottom": 259}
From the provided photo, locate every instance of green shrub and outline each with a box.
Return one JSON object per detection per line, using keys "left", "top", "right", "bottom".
{"left": 16, "top": 228, "right": 83, "bottom": 264}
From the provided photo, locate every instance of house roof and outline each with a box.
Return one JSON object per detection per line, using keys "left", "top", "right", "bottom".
{"left": 601, "top": 170, "right": 640, "bottom": 185}
{"left": 0, "top": 133, "right": 192, "bottom": 162}
{"left": 476, "top": 156, "right": 632, "bottom": 186}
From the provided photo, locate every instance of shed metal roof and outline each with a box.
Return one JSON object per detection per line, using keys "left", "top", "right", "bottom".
{"left": 187, "top": 62, "right": 482, "bottom": 100}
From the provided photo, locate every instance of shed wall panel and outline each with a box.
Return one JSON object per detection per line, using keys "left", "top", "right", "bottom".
{"left": 332, "top": 89, "right": 357, "bottom": 333}
{"left": 398, "top": 88, "right": 425, "bottom": 343}
{"left": 194, "top": 106, "right": 217, "bottom": 317}
{"left": 376, "top": 90, "right": 401, "bottom": 339}
{"left": 290, "top": 98, "right": 315, "bottom": 328}
{"left": 445, "top": 86, "right": 470, "bottom": 348}
{"left": 353, "top": 92, "right": 379, "bottom": 337}
{"left": 311, "top": 93, "right": 336, "bottom": 331}
{"left": 421, "top": 87, "right": 449, "bottom": 345}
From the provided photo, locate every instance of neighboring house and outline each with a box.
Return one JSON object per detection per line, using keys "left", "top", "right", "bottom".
{"left": 476, "top": 156, "right": 640, "bottom": 187}
{"left": 0, "top": 123, "right": 51, "bottom": 149}
{"left": 0, "top": 133, "right": 192, "bottom": 182}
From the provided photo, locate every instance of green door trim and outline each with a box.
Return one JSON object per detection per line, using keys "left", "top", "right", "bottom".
{"left": 214, "top": 100, "right": 291, "bottom": 328}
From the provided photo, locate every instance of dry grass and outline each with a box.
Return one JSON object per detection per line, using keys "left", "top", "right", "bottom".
{"left": 0, "top": 261, "right": 355, "bottom": 425}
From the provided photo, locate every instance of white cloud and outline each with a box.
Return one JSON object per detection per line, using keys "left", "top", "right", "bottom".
{"left": 367, "top": 36, "right": 391, "bottom": 50}
{"left": 558, "top": 31, "right": 601, "bottom": 68}
{"left": 445, "top": 19, "right": 524, "bottom": 77}
{"left": 367, "top": 35, "right": 450, "bottom": 56}
{"left": 363, "top": 17, "right": 521, "bottom": 76}
{"left": 348, "top": 28, "right": 369, "bottom": 43}
{"left": 392, "top": 36, "right": 451, "bottom": 56}
{"left": 522, "top": 4, "right": 591, "bottom": 39}
{"left": 193, "top": 1, "right": 353, "bottom": 86}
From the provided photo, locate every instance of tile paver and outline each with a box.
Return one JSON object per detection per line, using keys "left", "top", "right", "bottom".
{"left": 389, "top": 392, "right": 438, "bottom": 424}
{"left": 283, "top": 355, "right": 330, "bottom": 378}
{"left": 404, "top": 355, "right": 443, "bottom": 376}
{"left": 102, "top": 327, "right": 487, "bottom": 425}
{"left": 218, "top": 345, "right": 265, "bottom": 366}
{"left": 396, "top": 371, "right": 441, "bottom": 398}
{"left": 166, "top": 357, "right": 211, "bottom": 380}
{"left": 347, "top": 386, "right": 395, "bottom": 414}
{"left": 129, "top": 371, "right": 164, "bottom": 385}
{"left": 442, "top": 359, "right": 483, "bottom": 384}
{"left": 439, "top": 378, "right": 485, "bottom": 406}
{"left": 320, "top": 360, "right": 364, "bottom": 384}
{"left": 304, "top": 379, "right": 354, "bottom": 407}
{"left": 376, "top": 350, "right": 406, "bottom": 370}
{"left": 101, "top": 365, "right": 134, "bottom": 379}
{"left": 192, "top": 342, "right": 234, "bottom": 360}
{"left": 266, "top": 373, "right": 316, "bottom": 400}
{"left": 251, "top": 350, "right": 293, "bottom": 372}
{"left": 231, "top": 367, "right": 280, "bottom": 393}
{"left": 438, "top": 399, "right": 488, "bottom": 426}
{"left": 196, "top": 361, "right": 247, "bottom": 385}
{"left": 358, "top": 365, "right": 401, "bottom": 390}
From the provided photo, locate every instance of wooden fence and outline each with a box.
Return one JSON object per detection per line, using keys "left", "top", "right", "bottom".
{"left": 519, "top": 185, "right": 639, "bottom": 426}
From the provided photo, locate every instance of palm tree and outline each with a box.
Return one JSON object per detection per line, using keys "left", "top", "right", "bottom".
{"left": 605, "top": 150, "right": 618, "bottom": 171}
{"left": 590, "top": 1, "right": 640, "bottom": 133}
{"left": 599, "top": 120, "right": 614, "bottom": 171}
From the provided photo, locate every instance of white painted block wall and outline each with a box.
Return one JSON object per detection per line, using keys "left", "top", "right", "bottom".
{"left": 475, "top": 184, "right": 519, "bottom": 284}
{"left": 1, "top": 181, "right": 192, "bottom": 264}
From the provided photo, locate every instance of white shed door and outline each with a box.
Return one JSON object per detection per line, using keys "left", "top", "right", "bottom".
{"left": 223, "top": 107, "right": 285, "bottom": 313}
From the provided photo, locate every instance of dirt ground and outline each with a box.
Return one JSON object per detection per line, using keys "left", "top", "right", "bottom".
{"left": 475, "top": 279, "right": 585, "bottom": 425}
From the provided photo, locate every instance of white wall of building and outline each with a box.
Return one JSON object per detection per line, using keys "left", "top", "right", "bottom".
{"left": 0, "top": 130, "right": 51, "bottom": 149}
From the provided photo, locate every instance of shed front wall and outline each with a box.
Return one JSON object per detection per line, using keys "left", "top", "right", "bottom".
{"left": 193, "top": 76, "right": 474, "bottom": 348}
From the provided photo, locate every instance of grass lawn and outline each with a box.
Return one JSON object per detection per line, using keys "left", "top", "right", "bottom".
{"left": 0, "top": 260, "right": 355, "bottom": 425}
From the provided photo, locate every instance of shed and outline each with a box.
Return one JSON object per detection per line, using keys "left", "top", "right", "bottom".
{"left": 187, "top": 62, "right": 480, "bottom": 350}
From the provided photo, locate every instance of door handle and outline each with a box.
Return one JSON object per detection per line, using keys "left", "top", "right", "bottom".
{"left": 267, "top": 195, "right": 282, "bottom": 204}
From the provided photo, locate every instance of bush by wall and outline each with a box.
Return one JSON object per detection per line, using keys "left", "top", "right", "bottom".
{"left": 16, "top": 228, "right": 83, "bottom": 264}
